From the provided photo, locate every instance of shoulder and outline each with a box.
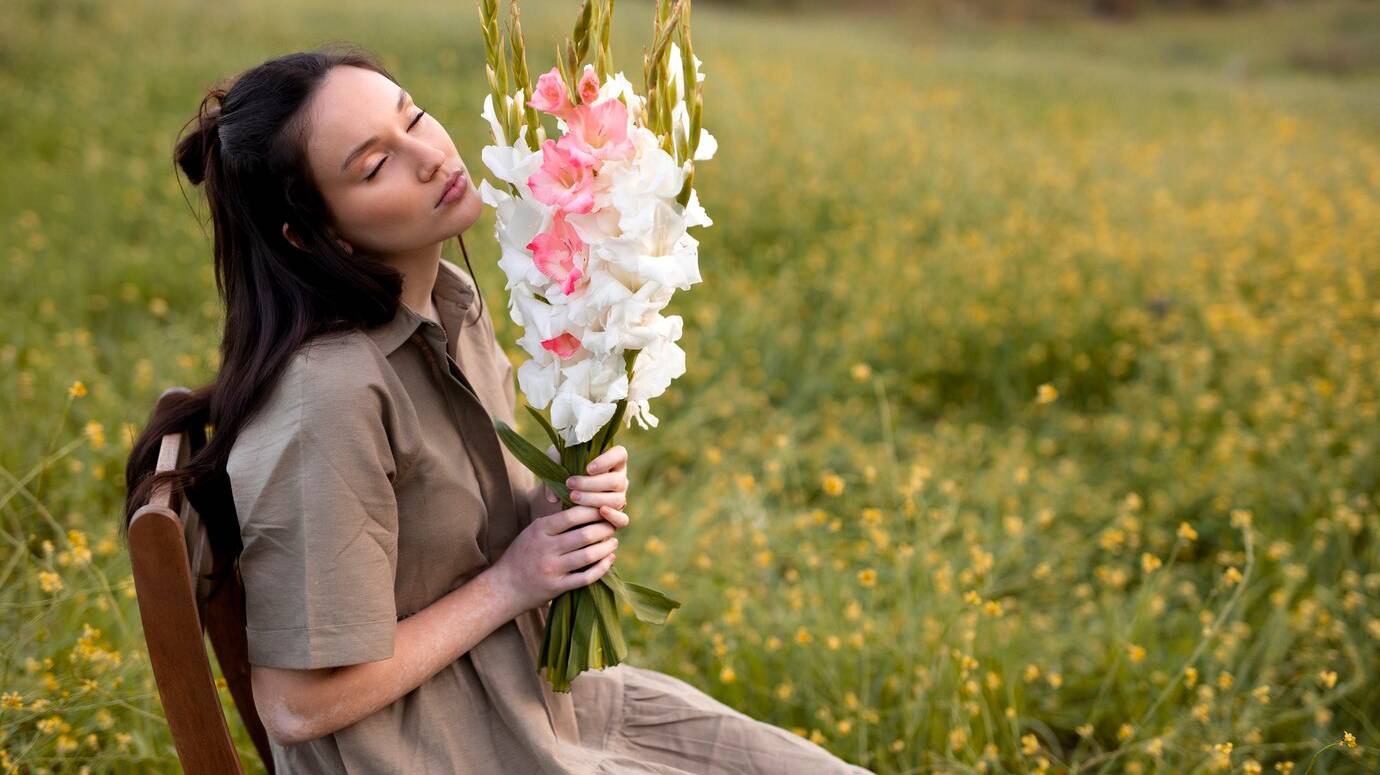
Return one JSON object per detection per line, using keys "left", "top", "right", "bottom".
{"left": 287, "top": 330, "right": 396, "bottom": 402}
{"left": 227, "top": 331, "right": 398, "bottom": 463}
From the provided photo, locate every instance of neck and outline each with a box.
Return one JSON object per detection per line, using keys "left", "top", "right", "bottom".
{"left": 387, "top": 242, "right": 444, "bottom": 323}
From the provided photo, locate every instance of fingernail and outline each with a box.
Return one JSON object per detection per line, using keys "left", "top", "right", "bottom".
{"left": 588, "top": 463, "right": 598, "bottom": 473}
{"left": 571, "top": 491, "right": 581, "bottom": 501}
{"left": 565, "top": 478, "right": 575, "bottom": 488}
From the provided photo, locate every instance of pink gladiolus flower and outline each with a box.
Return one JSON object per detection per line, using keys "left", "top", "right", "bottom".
{"left": 577, "top": 65, "right": 601, "bottom": 105}
{"left": 525, "top": 209, "right": 587, "bottom": 295}
{"left": 541, "top": 332, "right": 582, "bottom": 358}
{"left": 527, "top": 137, "right": 597, "bottom": 214}
{"left": 563, "top": 99, "right": 636, "bottom": 164}
{"left": 528, "top": 67, "right": 574, "bottom": 120}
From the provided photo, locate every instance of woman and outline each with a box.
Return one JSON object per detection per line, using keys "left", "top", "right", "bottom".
{"left": 123, "top": 45, "right": 873, "bottom": 775}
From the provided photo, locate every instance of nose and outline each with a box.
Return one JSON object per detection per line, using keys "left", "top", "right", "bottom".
{"left": 409, "top": 136, "right": 446, "bottom": 181}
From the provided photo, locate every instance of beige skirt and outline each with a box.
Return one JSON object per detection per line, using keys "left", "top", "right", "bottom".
{"left": 571, "top": 663, "right": 876, "bottom": 774}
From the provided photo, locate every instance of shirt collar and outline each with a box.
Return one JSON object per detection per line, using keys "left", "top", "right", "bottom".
{"left": 364, "top": 258, "right": 479, "bottom": 356}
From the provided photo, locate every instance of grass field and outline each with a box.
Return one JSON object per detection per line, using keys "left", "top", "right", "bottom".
{"left": 1, "top": 0, "right": 1378, "bottom": 772}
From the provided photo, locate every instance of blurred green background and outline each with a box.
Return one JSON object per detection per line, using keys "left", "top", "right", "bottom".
{"left": 1, "top": 0, "right": 1377, "bottom": 772}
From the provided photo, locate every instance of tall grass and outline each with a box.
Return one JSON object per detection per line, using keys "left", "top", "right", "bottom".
{"left": 1, "top": 0, "right": 1376, "bottom": 771}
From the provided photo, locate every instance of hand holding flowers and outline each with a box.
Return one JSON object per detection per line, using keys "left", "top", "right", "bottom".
{"left": 532, "top": 444, "right": 632, "bottom": 533}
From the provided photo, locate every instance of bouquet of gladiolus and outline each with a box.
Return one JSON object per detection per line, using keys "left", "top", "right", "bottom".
{"left": 475, "top": 0, "right": 715, "bottom": 692}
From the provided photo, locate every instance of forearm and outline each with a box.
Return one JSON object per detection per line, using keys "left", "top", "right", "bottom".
{"left": 274, "top": 565, "right": 525, "bottom": 743}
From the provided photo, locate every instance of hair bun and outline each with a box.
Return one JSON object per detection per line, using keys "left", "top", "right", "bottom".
{"left": 175, "top": 86, "right": 228, "bottom": 186}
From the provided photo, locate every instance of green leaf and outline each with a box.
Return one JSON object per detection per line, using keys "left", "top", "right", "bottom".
{"left": 494, "top": 419, "right": 574, "bottom": 501}
{"left": 524, "top": 405, "right": 564, "bottom": 455}
{"left": 543, "top": 593, "right": 575, "bottom": 692}
{"left": 603, "top": 566, "right": 681, "bottom": 625}
{"left": 590, "top": 579, "right": 628, "bottom": 663}
{"left": 566, "top": 588, "right": 598, "bottom": 680}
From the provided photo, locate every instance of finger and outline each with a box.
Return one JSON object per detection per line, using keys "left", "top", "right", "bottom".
{"left": 546, "top": 505, "right": 603, "bottom": 534}
{"left": 565, "top": 470, "right": 629, "bottom": 494}
{"left": 566, "top": 552, "right": 615, "bottom": 590}
{"left": 569, "top": 490, "right": 626, "bottom": 510}
{"left": 600, "top": 505, "right": 630, "bottom": 529}
{"left": 557, "top": 521, "right": 616, "bottom": 553}
{"left": 560, "top": 535, "right": 618, "bottom": 573}
{"left": 585, "top": 445, "right": 627, "bottom": 475}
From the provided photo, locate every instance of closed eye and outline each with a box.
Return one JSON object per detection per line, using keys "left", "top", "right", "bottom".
{"left": 365, "top": 109, "right": 427, "bottom": 181}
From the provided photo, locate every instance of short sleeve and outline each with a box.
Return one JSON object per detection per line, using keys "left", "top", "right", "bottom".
{"left": 226, "top": 336, "right": 401, "bottom": 669}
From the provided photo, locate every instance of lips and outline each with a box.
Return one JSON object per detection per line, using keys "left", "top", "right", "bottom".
{"left": 435, "top": 169, "right": 466, "bottom": 208}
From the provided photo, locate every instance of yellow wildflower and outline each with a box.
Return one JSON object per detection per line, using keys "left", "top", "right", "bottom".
{"left": 948, "top": 727, "right": 967, "bottom": 751}
{"left": 38, "top": 571, "right": 63, "bottom": 593}
{"left": 1035, "top": 383, "right": 1058, "bottom": 404}
{"left": 84, "top": 420, "right": 106, "bottom": 449}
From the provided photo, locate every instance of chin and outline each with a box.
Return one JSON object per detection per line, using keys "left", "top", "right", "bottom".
{"left": 443, "top": 189, "right": 484, "bottom": 235}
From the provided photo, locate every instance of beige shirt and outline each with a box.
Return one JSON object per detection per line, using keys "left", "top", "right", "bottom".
{"left": 227, "top": 258, "right": 874, "bottom": 774}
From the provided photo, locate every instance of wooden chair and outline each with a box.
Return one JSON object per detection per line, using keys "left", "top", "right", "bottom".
{"left": 127, "top": 386, "right": 276, "bottom": 774}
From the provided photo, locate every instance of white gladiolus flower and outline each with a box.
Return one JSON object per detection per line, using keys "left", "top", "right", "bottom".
{"left": 607, "top": 129, "right": 684, "bottom": 238}
{"left": 549, "top": 354, "right": 630, "bottom": 444}
{"left": 517, "top": 352, "right": 562, "bottom": 410}
{"left": 479, "top": 65, "right": 711, "bottom": 445}
{"left": 595, "top": 70, "right": 644, "bottom": 115}
{"left": 480, "top": 92, "right": 508, "bottom": 147}
{"left": 628, "top": 315, "right": 686, "bottom": 403}
{"left": 666, "top": 43, "right": 705, "bottom": 102}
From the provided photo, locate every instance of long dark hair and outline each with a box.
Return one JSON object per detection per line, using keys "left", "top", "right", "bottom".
{"left": 122, "top": 44, "right": 484, "bottom": 555}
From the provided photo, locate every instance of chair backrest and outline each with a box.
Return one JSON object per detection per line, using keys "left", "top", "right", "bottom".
{"left": 127, "top": 387, "right": 276, "bottom": 774}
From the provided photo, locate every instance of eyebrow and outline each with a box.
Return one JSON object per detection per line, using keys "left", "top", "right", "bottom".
{"left": 339, "top": 86, "right": 409, "bottom": 173}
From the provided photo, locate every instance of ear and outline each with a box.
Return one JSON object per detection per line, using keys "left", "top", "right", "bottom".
{"left": 283, "top": 223, "right": 355, "bottom": 255}
{"left": 281, "top": 222, "right": 305, "bottom": 252}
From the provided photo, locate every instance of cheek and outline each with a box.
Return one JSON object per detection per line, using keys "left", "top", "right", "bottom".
{"left": 339, "top": 184, "right": 430, "bottom": 240}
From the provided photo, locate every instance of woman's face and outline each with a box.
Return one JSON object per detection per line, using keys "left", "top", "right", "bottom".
{"left": 299, "top": 65, "right": 482, "bottom": 259}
